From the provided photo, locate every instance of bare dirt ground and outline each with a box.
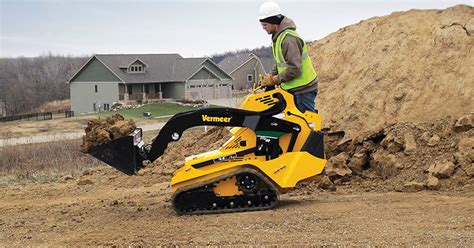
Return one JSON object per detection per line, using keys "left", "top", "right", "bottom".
{"left": 0, "top": 173, "right": 472, "bottom": 246}
{"left": 0, "top": 115, "right": 160, "bottom": 140}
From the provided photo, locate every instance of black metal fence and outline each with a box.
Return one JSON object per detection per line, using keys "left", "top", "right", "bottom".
{"left": 0, "top": 110, "right": 75, "bottom": 123}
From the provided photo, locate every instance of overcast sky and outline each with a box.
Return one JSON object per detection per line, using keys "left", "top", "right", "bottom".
{"left": 1, "top": 0, "right": 472, "bottom": 58}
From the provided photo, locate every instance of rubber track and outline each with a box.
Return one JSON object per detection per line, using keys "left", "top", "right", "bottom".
{"left": 171, "top": 167, "right": 280, "bottom": 215}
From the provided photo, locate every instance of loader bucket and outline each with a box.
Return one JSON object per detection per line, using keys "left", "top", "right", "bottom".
{"left": 88, "top": 128, "right": 146, "bottom": 175}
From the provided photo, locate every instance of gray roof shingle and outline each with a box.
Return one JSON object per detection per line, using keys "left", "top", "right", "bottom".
{"left": 95, "top": 54, "right": 183, "bottom": 83}
{"left": 171, "top": 57, "right": 208, "bottom": 81}
{"left": 70, "top": 54, "right": 233, "bottom": 84}
{"left": 217, "top": 53, "right": 256, "bottom": 74}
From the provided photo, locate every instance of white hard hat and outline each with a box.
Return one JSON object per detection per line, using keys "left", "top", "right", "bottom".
{"left": 258, "top": 1, "right": 282, "bottom": 21}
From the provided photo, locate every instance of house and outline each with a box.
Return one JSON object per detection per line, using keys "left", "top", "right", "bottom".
{"left": 68, "top": 54, "right": 233, "bottom": 114}
{"left": 217, "top": 53, "right": 274, "bottom": 91}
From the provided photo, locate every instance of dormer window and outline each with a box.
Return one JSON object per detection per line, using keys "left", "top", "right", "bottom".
{"left": 124, "top": 59, "right": 147, "bottom": 74}
{"left": 129, "top": 65, "right": 144, "bottom": 73}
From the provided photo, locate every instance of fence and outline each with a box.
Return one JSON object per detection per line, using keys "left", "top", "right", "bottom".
{"left": 0, "top": 110, "right": 74, "bottom": 123}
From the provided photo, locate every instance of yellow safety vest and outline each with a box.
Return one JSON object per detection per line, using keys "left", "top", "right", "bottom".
{"left": 272, "top": 29, "right": 318, "bottom": 90}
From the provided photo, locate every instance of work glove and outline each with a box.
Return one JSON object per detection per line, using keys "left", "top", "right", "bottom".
{"left": 259, "top": 74, "right": 279, "bottom": 87}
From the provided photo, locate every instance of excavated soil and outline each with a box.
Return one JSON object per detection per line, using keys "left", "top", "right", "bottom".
{"left": 310, "top": 4, "right": 473, "bottom": 139}
{"left": 80, "top": 114, "right": 136, "bottom": 152}
{"left": 1, "top": 5, "right": 473, "bottom": 246}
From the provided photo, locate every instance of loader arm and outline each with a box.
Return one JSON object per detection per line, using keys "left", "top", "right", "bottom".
{"left": 146, "top": 92, "right": 295, "bottom": 161}
{"left": 89, "top": 92, "right": 302, "bottom": 175}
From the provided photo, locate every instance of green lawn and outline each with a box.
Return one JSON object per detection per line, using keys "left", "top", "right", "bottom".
{"left": 98, "top": 103, "right": 197, "bottom": 119}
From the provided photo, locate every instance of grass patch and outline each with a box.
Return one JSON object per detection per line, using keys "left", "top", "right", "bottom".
{"left": 97, "top": 103, "right": 197, "bottom": 119}
{"left": 0, "top": 174, "right": 61, "bottom": 187}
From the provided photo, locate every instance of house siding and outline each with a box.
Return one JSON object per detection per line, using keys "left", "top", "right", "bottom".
{"left": 190, "top": 68, "right": 220, "bottom": 80}
{"left": 202, "top": 61, "right": 232, "bottom": 79}
{"left": 70, "top": 81, "right": 119, "bottom": 114}
{"left": 70, "top": 57, "right": 121, "bottom": 82}
{"left": 231, "top": 58, "right": 261, "bottom": 90}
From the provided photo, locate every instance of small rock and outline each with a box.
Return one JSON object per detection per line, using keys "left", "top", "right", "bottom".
{"left": 454, "top": 114, "right": 473, "bottom": 132}
{"left": 326, "top": 153, "right": 352, "bottom": 180}
{"left": 318, "top": 176, "right": 336, "bottom": 191}
{"left": 381, "top": 133, "right": 395, "bottom": 148}
{"left": 76, "top": 179, "right": 93, "bottom": 185}
{"left": 349, "top": 152, "right": 368, "bottom": 172}
{"left": 111, "top": 200, "right": 119, "bottom": 205}
{"left": 82, "top": 170, "right": 92, "bottom": 176}
{"left": 428, "top": 160, "right": 456, "bottom": 178}
{"left": 421, "top": 131, "right": 431, "bottom": 142}
{"left": 455, "top": 152, "right": 473, "bottom": 177}
{"left": 458, "top": 137, "right": 474, "bottom": 161}
{"left": 394, "top": 92, "right": 405, "bottom": 101}
{"left": 428, "top": 135, "right": 441, "bottom": 146}
{"left": 60, "top": 175, "right": 73, "bottom": 182}
{"left": 371, "top": 150, "right": 400, "bottom": 179}
{"left": 426, "top": 176, "right": 440, "bottom": 190}
{"left": 387, "top": 142, "right": 403, "bottom": 154}
{"left": 403, "top": 131, "right": 417, "bottom": 155}
{"left": 403, "top": 181, "right": 425, "bottom": 192}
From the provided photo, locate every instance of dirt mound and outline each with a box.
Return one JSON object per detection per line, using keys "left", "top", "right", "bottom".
{"left": 322, "top": 113, "right": 473, "bottom": 192}
{"left": 80, "top": 114, "right": 136, "bottom": 152}
{"left": 310, "top": 4, "right": 474, "bottom": 139}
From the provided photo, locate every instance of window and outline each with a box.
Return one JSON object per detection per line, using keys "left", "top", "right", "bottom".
{"left": 247, "top": 74, "right": 253, "bottom": 83}
{"left": 144, "top": 84, "right": 149, "bottom": 94}
{"left": 95, "top": 85, "right": 98, "bottom": 93}
{"left": 127, "top": 85, "right": 132, "bottom": 94}
{"left": 104, "top": 103, "right": 110, "bottom": 111}
{"left": 93, "top": 103, "right": 96, "bottom": 112}
{"left": 128, "top": 65, "right": 144, "bottom": 73}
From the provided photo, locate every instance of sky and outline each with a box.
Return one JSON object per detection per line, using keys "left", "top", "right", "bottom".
{"left": 0, "top": 0, "right": 472, "bottom": 58}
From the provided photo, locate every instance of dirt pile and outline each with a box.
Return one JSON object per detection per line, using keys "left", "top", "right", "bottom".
{"left": 80, "top": 114, "right": 136, "bottom": 152}
{"left": 310, "top": 4, "right": 473, "bottom": 139}
{"left": 322, "top": 113, "right": 473, "bottom": 192}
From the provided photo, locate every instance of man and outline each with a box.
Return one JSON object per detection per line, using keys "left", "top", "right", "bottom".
{"left": 258, "top": 1, "right": 319, "bottom": 113}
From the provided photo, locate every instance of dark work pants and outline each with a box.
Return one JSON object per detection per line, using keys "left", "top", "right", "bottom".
{"left": 294, "top": 89, "right": 317, "bottom": 113}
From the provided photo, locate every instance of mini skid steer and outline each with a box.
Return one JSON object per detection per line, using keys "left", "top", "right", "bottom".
{"left": 87, "top": 86, "right": 327, "bottom": 214}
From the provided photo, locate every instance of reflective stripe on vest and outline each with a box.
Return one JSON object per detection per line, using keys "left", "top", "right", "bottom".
{"left": 271, "top": 29, "right": 318, "bottom": 90}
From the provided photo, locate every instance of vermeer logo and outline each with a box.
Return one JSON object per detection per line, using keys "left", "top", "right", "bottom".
{"left": 201, "top": 115, "right": 232, "bottom": 123}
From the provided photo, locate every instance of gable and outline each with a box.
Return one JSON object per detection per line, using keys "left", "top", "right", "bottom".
{"left": 230, "top": 57, "right": 258, "bottom": 75}
{"left": 230, "top": 58, "right": 258, "bottom": 76}
{"left": 70, "top": 57, "right": 121, "bottom": 82}
{"left": 129, "top": 59, "right": 147, "bottom": 67}
{"left": 202, "top": 60, "right": 232, "bottom": 80}
{"left": 189, "top": 67, "right": 220, "bottom": 80}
